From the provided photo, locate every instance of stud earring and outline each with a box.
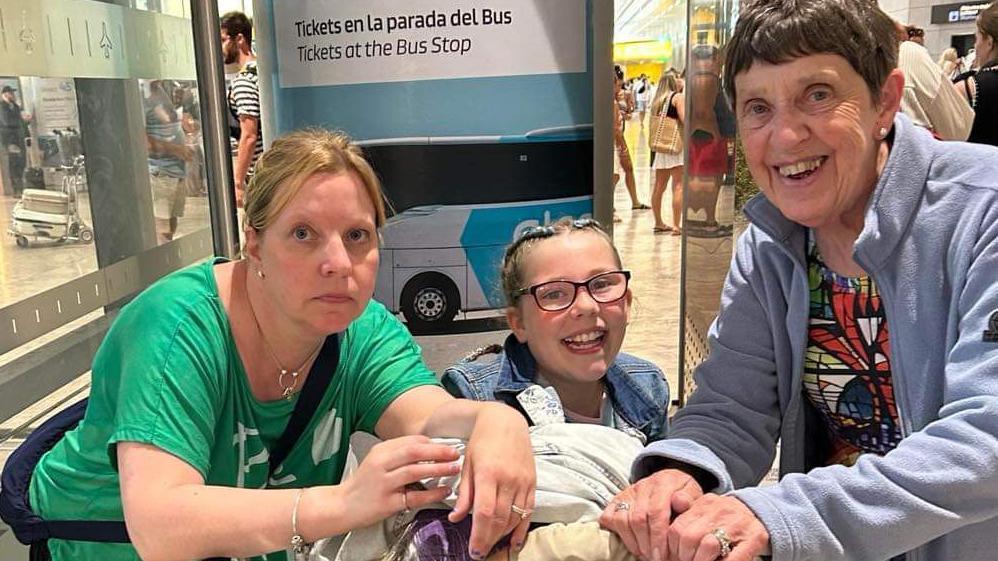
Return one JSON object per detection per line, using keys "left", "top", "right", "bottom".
{"left": 257, "top": 268, "right": 265, "bottom": 280}
{"left": 878, "top": 126, "right": 888, "bottom": 139}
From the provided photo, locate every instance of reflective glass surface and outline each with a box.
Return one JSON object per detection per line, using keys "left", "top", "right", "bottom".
{"left": 1, "top": 0, "right": 217, "bottom": 419}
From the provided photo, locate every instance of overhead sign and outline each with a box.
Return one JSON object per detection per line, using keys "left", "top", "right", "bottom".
{"left": 931, "top": 2, "right": 990, "bottom": 24}
{"left": 272, "top": 0, "right": 587, "bottom": 87}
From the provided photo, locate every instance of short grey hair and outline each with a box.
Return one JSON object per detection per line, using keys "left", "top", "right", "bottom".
{"left": 723, "top": 0, "right": 898, "bottom": 107}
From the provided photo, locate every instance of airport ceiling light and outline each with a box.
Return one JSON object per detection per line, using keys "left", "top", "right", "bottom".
{"left": 613, "top": 39, "right": 673, "bottom": 62}
{"left": 614, "top": 0, "right": 685, "bottom": 43}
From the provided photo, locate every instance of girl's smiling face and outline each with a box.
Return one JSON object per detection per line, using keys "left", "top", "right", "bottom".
{"left": 506, "top": 230, "right": 631, "bottom": 386}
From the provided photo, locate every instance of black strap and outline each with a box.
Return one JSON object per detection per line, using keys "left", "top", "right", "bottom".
{"left": 42, "top": 335, "right": 339, "bottom": 545}
{"left": 653, "top": 92, "right": 670, "bottom": 117}
{"left": 46, "top": 520, "right": 130, "bottom": 543}
{"left": 268, "top": 334, "right": 340, "bottom": 474}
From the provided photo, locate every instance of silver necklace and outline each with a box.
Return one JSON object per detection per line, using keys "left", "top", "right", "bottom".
{"left": 246, "top": 288, "right": 324, "bottom": 400}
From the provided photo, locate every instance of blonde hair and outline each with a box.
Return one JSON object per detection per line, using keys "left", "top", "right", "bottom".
{"left": 650, "top": 72, "right": 680, "bottom": 115}
{"left": 938, "top": 47, "right": 958, "bottom": 66}
{"left": 243, "top": 129, "right": 387, "bottom": 233}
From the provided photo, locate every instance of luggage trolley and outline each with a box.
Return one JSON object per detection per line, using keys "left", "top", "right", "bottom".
{"left": 7, "top": 155, "right": 94, "bottom": 247}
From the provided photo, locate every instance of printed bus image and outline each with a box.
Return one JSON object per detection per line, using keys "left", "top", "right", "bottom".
{"left": 260, "top": 0, "right": 595, "bottom": 334}
{"left": 364, "top": 126, "right": 593, "bottom": 332}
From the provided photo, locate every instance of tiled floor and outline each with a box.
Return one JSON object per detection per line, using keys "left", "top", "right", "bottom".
{"left": 607, "top": 117, "right": 683, "bottom": 387}
{"left": 0, "top": 192, "right": 99, "bottom": 307}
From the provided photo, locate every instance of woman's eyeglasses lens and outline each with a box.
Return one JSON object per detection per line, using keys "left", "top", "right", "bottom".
{"left": 532, "top": 271, "right": 628, "bottom": 311}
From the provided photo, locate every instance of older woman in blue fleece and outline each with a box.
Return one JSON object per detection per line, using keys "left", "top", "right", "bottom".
{"left": 598, "top": 1, "right": 998, "bottom": 561}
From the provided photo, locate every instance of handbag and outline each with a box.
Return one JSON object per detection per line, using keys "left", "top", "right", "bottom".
{"left": 650, "top": 92, "right": 683, "bottom": 154}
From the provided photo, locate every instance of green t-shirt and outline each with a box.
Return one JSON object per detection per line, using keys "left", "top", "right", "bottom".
{"left": 29, "top": 258, "right": 439, "bottom": 561}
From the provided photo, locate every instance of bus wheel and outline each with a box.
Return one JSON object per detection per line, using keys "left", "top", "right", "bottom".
{"left": 401, "top": 273, "right": 460, "bottom": 333}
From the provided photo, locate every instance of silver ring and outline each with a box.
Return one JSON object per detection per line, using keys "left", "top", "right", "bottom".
{"left": 711, "top": 527, "right": 732, "bottom": 558}
{"left": 614, "top": 501, "right": 630, "bottom": 512}
{"left": 402, "top": 489, "right": 410, "bottom": 514}
{"left": 510, "top": 504, "right": 532, "bottom": 519}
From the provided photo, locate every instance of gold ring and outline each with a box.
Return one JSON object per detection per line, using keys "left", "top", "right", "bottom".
{"left": 510, "top": 504, "right": 532, "bottom": 519}
{"left": 402, "top": 489, "right": 410, "bottom": 514}
{"left": 711, "top": 527, "right": 732, "bottom": 558}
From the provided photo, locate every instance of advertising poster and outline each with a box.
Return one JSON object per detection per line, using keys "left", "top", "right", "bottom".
{"left": 258, "top": 0, "right": 593, "bottom": 335}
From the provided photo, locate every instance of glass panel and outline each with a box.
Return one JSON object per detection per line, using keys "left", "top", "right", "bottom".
{"left": 678, "top": 0, "right": 739, "bottom": 404}
{"left": 139, "top": 77, "right": 210, "bottom": 243}
{"left": 0, "top": 0, "right": 218, "bottom": 422}
{"left": 1, "top": 76, "right": 97, "bottom": 302}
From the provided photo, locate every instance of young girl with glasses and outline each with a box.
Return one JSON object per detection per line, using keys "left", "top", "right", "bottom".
{"left": 442, "top": 217, "right": 669, "bottom": 444}
{"left": 338, "top": 219, "right": 665, "bottom": 561}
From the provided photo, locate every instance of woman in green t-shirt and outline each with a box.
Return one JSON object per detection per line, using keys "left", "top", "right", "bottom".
{"left": 28, "top": 129, "right": 535, "bottom": 561}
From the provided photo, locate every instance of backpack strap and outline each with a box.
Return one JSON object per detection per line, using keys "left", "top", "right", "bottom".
{"left": 44, "top": 520, "right": 130, "bottom": 543}
{"left": 0, "top": 398, "right": 127, "bottom": 544}
{"left": 268, "top": 334, "right": 340, "bottom": 475}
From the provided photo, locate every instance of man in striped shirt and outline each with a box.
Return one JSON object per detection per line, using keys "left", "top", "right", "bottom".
{"left": 221, "top": 11, "right": 263, "bottom": 206}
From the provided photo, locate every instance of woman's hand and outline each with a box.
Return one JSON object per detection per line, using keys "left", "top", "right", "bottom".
{"left": 374, "top": 389, "right": 535, "bottom": 558}
{"left": 599, "top": 469, "right": 704, "bottom": 561}
{"left": 119, "top": 439, "right": 455, "bottom": 561}
{"left": 448, "top": 404, "right": 535, "bottom": 559}
{"left": 336, "top": 435, "right": 461, "bottom": 530}
{"left": 667, "top": 494, "right": 770, "bottom": 561}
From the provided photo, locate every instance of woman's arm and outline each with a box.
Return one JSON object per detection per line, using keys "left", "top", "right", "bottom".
{"left": 372, "top": 385, "right": 512, "bottom": 439}
{"left": 120, "top": 443, "right": 327, "bottom": 561}
{"left": 375, "top": 386, "right": 536, "bottom": 557}
{"left": 119, "top": 437, "right": 459, "bottom": 561}
{"left": 725, "top": 202, "right": 998, "bottom": 561}
{"left": 613, "top": 102, "right": 627, "bottom": 147}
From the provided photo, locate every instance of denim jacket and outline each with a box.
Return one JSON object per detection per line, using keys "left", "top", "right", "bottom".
{"left": 442, "top": 335, "right": 669, "bottom": 443}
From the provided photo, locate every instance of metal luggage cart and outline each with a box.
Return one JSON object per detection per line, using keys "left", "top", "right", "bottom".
{"left": 7, "top": 155, "right": 93, "bottom": 247}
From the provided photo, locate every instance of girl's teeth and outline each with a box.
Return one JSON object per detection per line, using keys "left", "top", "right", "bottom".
{"left": 564, "top": 331, "right": 603, "bottom": 343}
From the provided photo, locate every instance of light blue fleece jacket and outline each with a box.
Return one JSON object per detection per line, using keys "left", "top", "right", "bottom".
{"left": 634, "top": 113, "right": 998, "bottom": 561}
